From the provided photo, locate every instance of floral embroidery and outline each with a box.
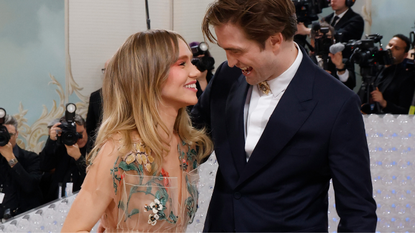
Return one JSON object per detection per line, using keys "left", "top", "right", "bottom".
{"left": 161, "top": 168, "right": 170, "bottom": 187}
{"left": 122, "top": 142, "right": 155, "bottom": 172}
{"left": 148, "top": 213, "right": 159, "bottom": 226}
{"left": 112, "top": 139, "right": 198, "bottom": 227}
{"left": 180, "top": 158, "right": 189, "bottom": 171}
{"left": 184, "top": 174, "right": 198, "bottom": 224}
{"left": 150, "top": 198, "right": 164, "bottom": 213}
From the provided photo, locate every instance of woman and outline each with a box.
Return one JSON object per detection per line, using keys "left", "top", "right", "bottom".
{"left": 61, "top": 29, "right": 213, "bottom": 232}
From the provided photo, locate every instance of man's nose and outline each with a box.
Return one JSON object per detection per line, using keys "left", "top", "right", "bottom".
{"left": 226, "top": 52, "right": 237, "bottom": 68}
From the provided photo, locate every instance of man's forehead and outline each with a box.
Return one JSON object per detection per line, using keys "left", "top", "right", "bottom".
{"left": 5, "top": 124, "right": 16, "bottom": 132}
{"left": 390, "top": 37, "right": 405, "bottom": 45}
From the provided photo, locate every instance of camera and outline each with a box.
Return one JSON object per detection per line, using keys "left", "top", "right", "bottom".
{"left": 310, "top": 22, "right": 334, "bottom": 70}
{"left": 0, "top": 108, "right": 10, "bottom": 147}
{"left": 57, "top": 103, "right": 82, "bottom": 146}
{"left": 292, "top": 0, "right": 330, "bottom": 24}
{"left": 345, "top": 34, "right": 393, "bottom": 68}
{"left": 346, "top": 34, "right": 393, "bottom": 114}
{"left": 312, "top": 22, "right": 332, "bottom": 56}
{"left": 190, "top": 42, "right": 215, "bottom": 72}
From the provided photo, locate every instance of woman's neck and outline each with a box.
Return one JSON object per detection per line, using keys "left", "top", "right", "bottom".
{"left": 157, "top": 104, "right": 179, "bottom": 143}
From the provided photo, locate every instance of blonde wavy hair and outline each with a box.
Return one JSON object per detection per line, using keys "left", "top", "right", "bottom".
{"left": 87, "top": 29, "right": 213, "bottom": 173}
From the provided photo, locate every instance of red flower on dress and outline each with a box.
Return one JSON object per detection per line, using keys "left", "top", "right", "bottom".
{"left": 161, "top": 168, "right": 170, "bottom": 187}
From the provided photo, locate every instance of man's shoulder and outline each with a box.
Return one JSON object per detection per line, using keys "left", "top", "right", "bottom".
{"left": 344, "top": 8, "right": 364, "bottom": 21}
{"left": 16, "top": 146, "right": 39, "bottom": 160}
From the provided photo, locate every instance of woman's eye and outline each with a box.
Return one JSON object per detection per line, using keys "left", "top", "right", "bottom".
{"left": 180, "top": 62, "right": 186, "bottom": 66}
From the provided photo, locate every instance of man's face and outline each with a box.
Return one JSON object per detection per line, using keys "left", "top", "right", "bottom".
{"left": 5, "top": 124, "right": 18, "bottom": 148}
{"left": 386, "top": 37, "right": 408, "bottom": 65}
{"left": 214, "top": 23, "right": 279, "bottom": 85}
{"left": 330, "top": 0, "right": 347, "bottom": 12}
{"left": 76, "top": 124, "right": 88, "bottom": 148}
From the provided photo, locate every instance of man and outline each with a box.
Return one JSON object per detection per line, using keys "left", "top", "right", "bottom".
{"left": 191, "top": 0, "right": 376, "bottom": 232}
{"left": 322, "top": 0, "right": 364, "bottom": 43}
{"left": 0, "top": 115, "right": 42, "bottom": 219}
{"left": 362, "top": 34, "right": 415, "bottom": 114}
{"left": 40, "top": 114, "right": 91, "bottom": 203}
{"left": 86, "top": 88, "right": 102, "bottom": 143}
{"left": 86, "top": 59, "right": 110, "bottom": 143}
{"left": 187, "top": 41, "right": 215, "bottom": 112}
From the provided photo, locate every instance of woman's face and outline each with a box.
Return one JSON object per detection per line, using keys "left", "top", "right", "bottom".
{"left": 160, "top": 39, "right": 200, "bottom": 110}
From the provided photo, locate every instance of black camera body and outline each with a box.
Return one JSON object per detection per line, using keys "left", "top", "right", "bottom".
{"left": 57, "top": 104, "right": 82, "bottom": 146}
{"left": 345, "top": 34, "right": 393, "bottom": 67}
{"left": 313, "top": 24, "right": 332, "bottom": 57}
{"left": 345, "top": 34, "right": 393, "bottom": 114}
{"left": 292, "top": 0, "right": 330, "bottom": 24}
{"left": 0, "top": 108, "right": 10, "bottom": 147}
{"left": 191, "top": 42, "right": 215, "bottom": 72}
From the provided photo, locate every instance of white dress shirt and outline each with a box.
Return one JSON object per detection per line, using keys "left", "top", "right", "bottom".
{"left": 244, "top": 43, "right": 303, "bottom": 161}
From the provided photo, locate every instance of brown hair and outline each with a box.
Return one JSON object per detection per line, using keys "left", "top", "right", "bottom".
{"left": 202, "top": 0, "right": 297, "bottom": 49}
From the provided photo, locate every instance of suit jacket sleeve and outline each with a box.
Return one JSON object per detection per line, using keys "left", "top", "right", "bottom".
{"left": 39, "top": 138, "right": 59, "bottom": 171}
{"left": 332, "top": 60, "right": 356, "bottom": 90}
{"left": 191, "top": 64, "right": 224, "bottom": 132}
{"left": 329, "top": 94, "right": 377, "bottom": 232}
{"left": 11, "top": 148, "right": 42, "bottom": 194}
{"left": 336, "top": 12, "right": 364, "bottom": 42}
{"left": 86, "top": 90, "right": 101, "bottom": 139}
{"left": 382, "top": 70, "right": 415, "bottom": 114}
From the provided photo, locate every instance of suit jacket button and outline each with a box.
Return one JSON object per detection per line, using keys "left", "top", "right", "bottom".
{"left": 234, "top": 192, "right": 242, "bottom": 199}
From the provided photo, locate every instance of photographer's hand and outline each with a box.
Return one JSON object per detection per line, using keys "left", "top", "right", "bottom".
{"left": 49, "top": 122, "right": 62, "bottom": 141}
{"left": 371, "top": 87, "right": 387, "bottom": 108}
{"left": 296, "top": 23, "right": 311, "bottom": 36}
{"left": 65, "top": 143, "right": 82, "bottom": 161}
{"left": 329, "top": 52, "right": 346, "bottom": 74}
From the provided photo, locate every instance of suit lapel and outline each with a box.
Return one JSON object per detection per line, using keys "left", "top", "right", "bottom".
{"left": 225, "top": 74, "right": 250, "bottom": 175}
{"left": 236, "top": 53, "right": 319, "bottom": 187}
{"left": 334, "top": 9, "right": 353, "bottom": 30}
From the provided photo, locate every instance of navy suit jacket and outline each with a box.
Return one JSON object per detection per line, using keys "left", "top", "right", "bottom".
{"left": 191, "top": 48, "right": 377, "bottom": 232}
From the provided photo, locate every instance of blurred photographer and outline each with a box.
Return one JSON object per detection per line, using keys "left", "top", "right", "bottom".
{"left": 189, "top": 41, "right": 215, "bottom": 97}
{"left": 187, "top": 41, "right": 215, "bottom": 111}
{"left": 361, "top": 34, "right": 415, "bottom": 114}
{"left": 0, "top": 112, "right": 42, "bottom": 220}
{"left": 297, "top": 0, "right": 364, "bottom": 43}
{"left": 39, "top": 113, "right": 91, "bottom": 203}
{"left": 311, "top": 22, "right": 356, "bottom": 89}
{"left": 322, "top": 0, "right": 364, "bottom": 42}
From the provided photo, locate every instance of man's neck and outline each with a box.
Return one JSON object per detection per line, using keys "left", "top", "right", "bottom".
{"left": 269, "top": 42, "right": 298, "bottom": 81}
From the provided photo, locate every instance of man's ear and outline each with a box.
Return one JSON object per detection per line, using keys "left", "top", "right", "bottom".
{"left": 269, "top": 33, "right": 284, "bottom": 52}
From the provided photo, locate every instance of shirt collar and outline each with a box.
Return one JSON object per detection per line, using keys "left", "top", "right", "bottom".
{"left": 264, "top": 42, "right": 303, "bottom": 96}
{"left": 334, "top": 8, "right": 349, "bottom": 19}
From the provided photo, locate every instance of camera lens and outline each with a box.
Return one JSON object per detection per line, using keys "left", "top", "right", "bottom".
{"left": 61, "top": 131, "right": 78, "bottom": 146}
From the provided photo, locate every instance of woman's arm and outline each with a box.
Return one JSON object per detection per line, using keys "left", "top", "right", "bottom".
{"left": 61, "top": 188, "right": 112, "bottom": 232}
{"left": 61, "top": 139, "right": 117, "bottom": 232}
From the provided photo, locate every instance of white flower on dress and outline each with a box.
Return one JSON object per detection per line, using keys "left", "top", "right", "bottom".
{"left": 148, "top": 213, "right": 159, "bottom": 226}
{"left": 150, "top": 198, "right": 163, "bottom": 214}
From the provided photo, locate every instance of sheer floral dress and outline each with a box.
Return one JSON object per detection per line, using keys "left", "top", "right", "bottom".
{"left": 81, "top": 138, "right": 200, "bottom": 232}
